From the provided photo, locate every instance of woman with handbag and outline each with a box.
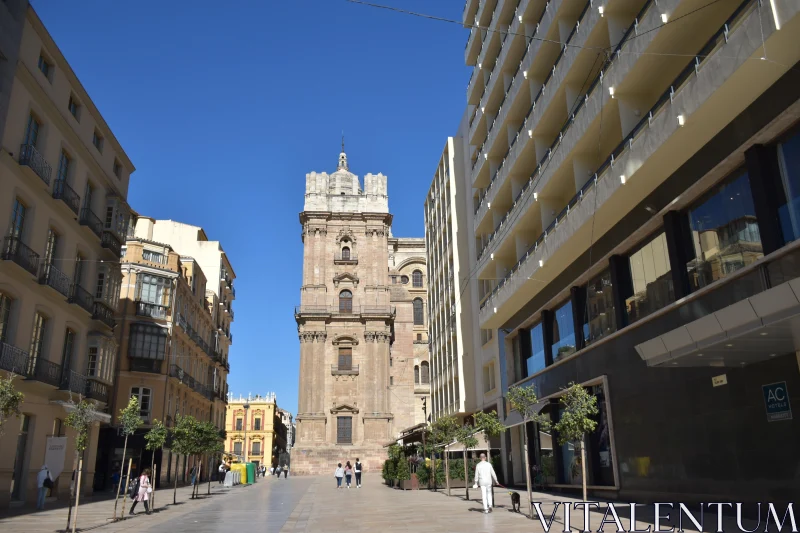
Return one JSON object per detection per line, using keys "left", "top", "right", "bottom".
{"left": 36, "top": 465, "right": 53, "bottom": 510}
{"left": 129, "top": 468, "right": 152, "bottom": 515}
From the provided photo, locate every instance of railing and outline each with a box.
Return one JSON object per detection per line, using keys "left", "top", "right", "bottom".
{"left": 92, "top": 301, "right": 116, "bottom": 328}
{"left": 52, "top": 179, "right": 81, "bottom": 215}
{"left": 331, "top": 364, "right": 359, "bottom": 375}
{"left": 474, "top": 0, "right": 594, "bottom": 218}
{"left": 79, "top": 208, "right": 103, "bottom": 238}
{"left": 334, "top": 252, "right": 358, "bottom": 262}
{"left": 0, "top": 340, "right": 29, "bottom": 375}
{"left": 480, "top": 0, "right": 758, "bottom": 311}
{"left": 101, "top": 231, "right": 122, "bottom": 257}
{"left": 69, "top": 284, "right": 94, "bottom": 314}
{"left": 86, "top": 378, "right": 109, "bottom": 402}
{"left": 29, "top": 357, "right": 61, "bottom": 387}
{"left": 39, "top": 264, "right": 72, "bottom": 298}
{"left": 2, "top": 236, "right": 40, "bottom": 276}
{"left": 170, "top": 364, "right": 213, "bottom": 400}
{"left": 294, "top": 305, "right": 396, "bottom": 316}
{"left": 136, "top": 301, "right": 170, "bottom": 319}
{"left": 18, "top": 144, "right": 51, "bottom": 185}
{"left": 60, "top": 370, "right": 87, "bottom": 395}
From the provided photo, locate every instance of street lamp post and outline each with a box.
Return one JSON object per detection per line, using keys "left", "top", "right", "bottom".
{"left": 421, "top": 397, "right": 428, "bottom": 487}
{"left": 243, "top": 403, "right": 250, "bottom": 463}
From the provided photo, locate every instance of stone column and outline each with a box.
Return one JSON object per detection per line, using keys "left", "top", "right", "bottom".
{"left": 315, "top": 332, "right": 327, "bottom": 415}
{"left": 297, "top": 333, "right": 311, "bottom": 415}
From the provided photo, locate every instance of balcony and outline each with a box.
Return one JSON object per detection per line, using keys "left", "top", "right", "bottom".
{"left": 92, "top": 301, "right": 116, "bottom": 329}
{"left": 331, "top": 364, "right": 359, "bottom": 376}
{"left": 101, "top": 231, "right": 122, "bottom": 257}
{"left": 294, "top": 305, "right": 396, "bottom": 318}
{"left": 69, "top": 284, "right": 95, "bottom": 314}
{"left": 86, "top": 378, "right": 109, "bottom": 402}
{"left": 479, "top": 0, "right": 784, "bottom": 325}
{"left": 60, "top": 370, "right": 87, "bottom": 395}
{"left": 0, "top": 340, "right": 30, "bottom": 375}
{"left": 39, "top": 264, "right": 72, "bottom": 299}
{"left": 2, "top": 236, "right": 40, "bottom": 277}
{"left": 52, "top": 179, "right": 81, "bottom": 216}
{"left": 79, "top": 208, "right": 103, "bottom": 239}
{"left": 18, "top": 144, "right": 51, "bottom": 186}
{"left": 136, "top": 301, "right": 170, "bottom": 319}
{"left": 0, "top": 342, "right": 62, "bottom": 387}
{"left": 334, "top": 252, "right": 358, "bottom": 264}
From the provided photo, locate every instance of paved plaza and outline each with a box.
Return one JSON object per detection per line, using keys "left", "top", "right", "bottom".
{"left": 0, "top": 476, "right": 762, "bottom": 533}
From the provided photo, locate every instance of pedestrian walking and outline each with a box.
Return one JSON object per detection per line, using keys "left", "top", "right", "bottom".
{"left": 218, "top": 461, "right": 226, "bottom": 485}
{"left": 354, "top": 458, "right": 362, "bottom": 488}
{"left": 262, "top": 465, "right": 267, "bottom": 477}
{"left": 111, "top": 469, "right": 121, "bottom": 493}
{"left": 190, "top": 465, "right": 197, "bottom": 486}
{"left": 36, "top": 465, "right": 53, "bottom": 510}
{"left": 334, "top": 463, "right": 345, "bottom": 488}
{"left": 344, "top": 461, "right": 353, "bottom": 488}
{"left": 473, "top": 453, "right": 498, "bottom": 514}
{"left": 270, "top": 466, "right": 275, "bottom": 476}
{"left": 282, "top": 464, "right": 289, "bottom": 479}
{"left": 129, "top": 468, "right": 153, "bottom": 515}
{"left": 275, "top": 465, "right": 282, "bottom": 478}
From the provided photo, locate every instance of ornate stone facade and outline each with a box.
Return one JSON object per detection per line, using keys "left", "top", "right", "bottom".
{"left": 293, "top": 149, "right": 429, "bottom": 475}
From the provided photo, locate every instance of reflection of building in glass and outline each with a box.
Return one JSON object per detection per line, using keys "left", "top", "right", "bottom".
{"left": 585, "top": 272, "right": 615, "bottom": 343}
{"left": 688, "top": 215, "right": 763, "bottom": 289}
{"left": 626, "top": 232, "right": 674, "bottom": 324}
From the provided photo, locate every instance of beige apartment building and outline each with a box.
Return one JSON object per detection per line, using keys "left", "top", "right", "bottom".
{"left": 0, "top": 4, "right": 134, "bottom": 507}
{"left": 225, "top": 394, "right": 288, "bottom": 470}
{"left": 444, "top": 0, "right": 800, "bottom": 502}
{"left": 293, "top": 149, "right": 429, "bottom": 475}
{"left": 94, "top": 222, "right": 230, "bottom": 489}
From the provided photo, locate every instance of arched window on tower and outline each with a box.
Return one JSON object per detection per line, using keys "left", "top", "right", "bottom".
{"left": 412, "top": 270, "right": 423, "bottom": 288}
{"left": 341, "top": 247, "right": 350, "bottom": 260}
{"left": 414, "top": 365, "right": 420, "bottom": 384}
{"left": 339, "top": 290, "right": 353, "bottom": 314}
{"left": 413, "top": 298, "right": 424, "bottom": 325}
{"left": 421, "top": 361, "right": 429, "bottom": 384}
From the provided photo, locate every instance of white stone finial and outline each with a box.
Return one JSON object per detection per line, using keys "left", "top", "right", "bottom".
{"left": 338, "top": 134, "right": 348, "bottom": 171}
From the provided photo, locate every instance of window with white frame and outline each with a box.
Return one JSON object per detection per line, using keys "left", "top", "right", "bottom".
{"left": 142, "top": 250, "right": 166, "bottom": 264}
{"left": 131, "top": 387, "right": 152, "bottom": 420}
{"left": 137, "top": 274, "right": 170, "bottom": 305}
{"left": 87, "top": 346, "right": 100, "bottom": 378}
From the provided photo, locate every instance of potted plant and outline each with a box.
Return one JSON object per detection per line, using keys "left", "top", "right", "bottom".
{"left": 396, "top": 453, "right": 411, "bottom": 490}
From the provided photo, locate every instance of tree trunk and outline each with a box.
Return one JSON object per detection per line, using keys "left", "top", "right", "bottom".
{"left": 580, "top": 437, "right": 588, "bottom": 502}
{"left": 173, "top": 458, "right": 179, "bottom": 505}
{"left": 207, "top": 455, "right": 213, "bottom": 496}
{"left": 121, "top": 458, "right": 133, "bottom": 520}
{"left": 444, "top": 452, "right": 450, "bottom": 497}
{"left": 151, "top": 463, "right": 158, "bottom": 511}
{"left": 71, "top": 458, "right": 83, "bottom": 533}
{"left": 431, "top": 455, "right": 436, "bottom": 491}
{"left": 463, "top": 449, "right": 469, "bottom": 501}
{"left": 113, "top": 435, "right": 129, "bottom": 520}
{"left": 65, "top": 451, "right": 79, "bottom": 531}
{"left": 523, "top": 426, "right": 534, "bottom": 520}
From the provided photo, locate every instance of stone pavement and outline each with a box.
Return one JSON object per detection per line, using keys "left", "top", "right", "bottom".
{"left": 0, "top": 476, "right": 765, "bottom": 532}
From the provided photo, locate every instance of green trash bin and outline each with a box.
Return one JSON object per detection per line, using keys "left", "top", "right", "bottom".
{"left": 245, "top": 462, "right": 255, "bottom": 484}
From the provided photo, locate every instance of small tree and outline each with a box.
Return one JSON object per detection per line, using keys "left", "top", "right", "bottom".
{"left": 507, "top": 384, "right": 550, "bottom": 519}
{"left": 114, "top": 396, "right": 143, "bottom": 519}
{"left": 170, "top": 415, "right": 200, "bottom": 504}
{"left": 386, "top": 458, "right": 396, "bottom": 484}
{"left": 453, "top": 424, "right": 478, "bottom": 500}
{"left": 144, "top": 420, "right": 168, "bottom": 509}
{"left": 429, "top": 416, "right": 459, "bottom": 496}
{"left": 0, "top": 374, "right": 24, "bottom": 435}
{"left": 554, "top": 383, "right": 598, "bottom": 502}
{"left": 395, "top": 452, "right": 410, "bottom": 487}
{"left": 198, "top": 420, "right": 223, "bottom": 497}
{"left": 65, "top": 399, "right": 98, "bottom": 533}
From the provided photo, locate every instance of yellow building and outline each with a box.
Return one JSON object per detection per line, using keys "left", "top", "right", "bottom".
{"left": 225, "top": 394, "right": 288, "bottom": 470}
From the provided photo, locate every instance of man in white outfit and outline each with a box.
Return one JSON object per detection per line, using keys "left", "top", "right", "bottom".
{"left": 473, "top": 453, "right": 498, "bottom": 514}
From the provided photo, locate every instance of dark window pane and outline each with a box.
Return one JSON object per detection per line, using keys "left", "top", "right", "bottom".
{"left": 551, "top": 301, "right": 576, "bottom": 363}
{"left": 686, "top": 169, "right": 763, "bottom": 290}
{"left": 778, "top": 131, "right": 800, "bottom": 242}
{"left": 584, "top": 270, "right": 616, "bottom": 346}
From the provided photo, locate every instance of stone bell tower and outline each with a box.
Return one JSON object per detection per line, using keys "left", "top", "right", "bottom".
{"left": 293, "top": 147, "right": 395, "bottom": 475}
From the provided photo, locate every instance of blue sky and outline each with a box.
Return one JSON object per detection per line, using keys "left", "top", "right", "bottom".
{"left": 31, "top": 0, "right": 469, "bottom": 414}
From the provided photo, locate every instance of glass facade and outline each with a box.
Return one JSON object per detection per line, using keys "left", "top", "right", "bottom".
{"left": 778, "top": 130, "right": 800, "bottom": 242}
{"left": 526, "top": 323, "right": 546, "bottom": 376}
{"left": 583, "top": 270, "right": 615, "bottom": 346}
{"left": 626, "top": 232, "right": 675, "bottom": 324}
{"left": 551, "top": 300, "right": 576, "bottom": 363}
{"left": 686, "top": 169, "right": 763, "bottom": 290}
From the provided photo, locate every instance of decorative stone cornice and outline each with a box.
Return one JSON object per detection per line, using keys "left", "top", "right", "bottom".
{"left": 337, "top": 227, "right": 357, "bottom": 244}
{"left": 333, "top": 272, "right": 359, "bottom": 288}
{"left": 366, "top": 226, "right": 386, "bottom": 237}
{"left": 298, "top": 331, "right": 327, "bottom": 343}
{"left": 364, "top": 331, "right": 391, "bottom": 343}
{"left": 332, "top": 335, "right": 358, "bottom": 346}
{"left": 330, "top": 404, "right": 359, "bottom": 414}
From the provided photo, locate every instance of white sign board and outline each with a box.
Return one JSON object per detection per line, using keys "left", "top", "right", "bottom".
{"left": 45, "top": 437, "right": 68, "bottom": 480}
{"left": 712, "top": 374, "right": 728, "bottom": 387}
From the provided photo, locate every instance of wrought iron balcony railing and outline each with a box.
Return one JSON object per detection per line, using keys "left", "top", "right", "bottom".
{"left": 101, "top": 231, "right": 122, "bottom": 257}
{"left": 2, "top": 236, "right": 40, "bottom": 276}
{"left": 86, "top": 378, "right": 109, "bottom": 402}
{"left": 294, "top": 305, "right": 396, "bottom": 317}
{"left": 52, "top": 179, "right": 81, "bottom": 215}
{"left": 60, "top": 369, "right": 87, "bottom": 395}
{"left": 28, "top": 357, "right": 61, "bottom": 387}
{"left": 92, "top": 301, "right": 116, "bottom": 328}
{"left": 136, "top": 301, "right": 169, "bottom": 319}
{"left": 69, "top": 284, "right": 94, "bottom": 314}
{"left": 129, "top": 357, "right": 162, "bottom": 373}
{"left": 334, "top": 252, "right": 358, "bottom": 263}
{"left": 0, "top": 340, "right": 29, "bottom": 375}
{"left": 79, "top": 208, "right": 103, "bottom": 239}
{"left": 39, "top": 264, "right": 72, "bottom": 298}
{"left": 19, "top": 144, "right": 51, "bottom": 185}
